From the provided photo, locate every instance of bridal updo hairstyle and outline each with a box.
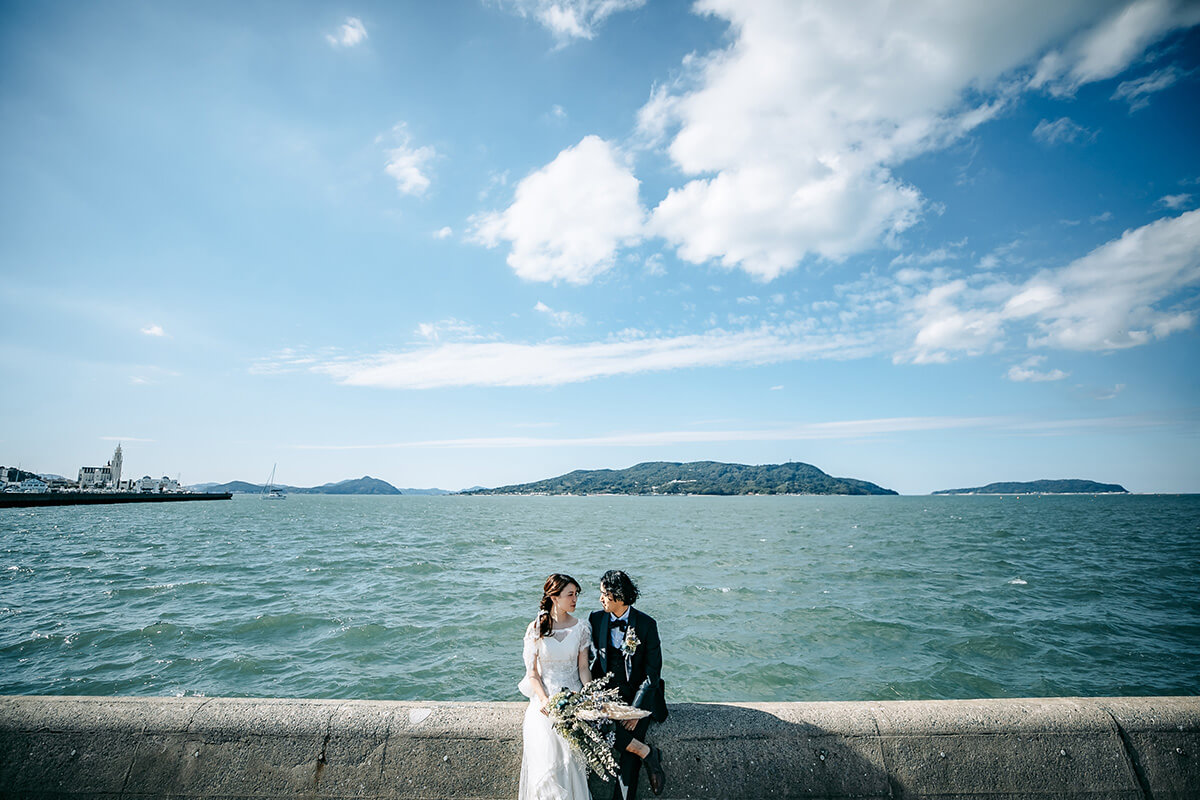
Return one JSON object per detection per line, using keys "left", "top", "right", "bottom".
{"left": 537, "top": 573, "right": 581, "bottom": 639}
{"left": 599, "top": 569, "right": 639, "bottom": 605}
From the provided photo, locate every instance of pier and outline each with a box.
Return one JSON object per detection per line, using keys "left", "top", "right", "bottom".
{"left": 0, "top": 491, "right": 232, "bottom": 509}
{"left": 1, "top": 695, "right": 1196, "bottom": 798}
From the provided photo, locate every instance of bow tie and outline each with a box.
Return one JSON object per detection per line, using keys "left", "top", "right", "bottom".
{"left": 611, "top": 618, "right": 628, "bottom": 631}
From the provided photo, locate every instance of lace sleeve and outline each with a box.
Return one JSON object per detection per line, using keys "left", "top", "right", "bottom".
{"left": 578, "top": 616, "right": 592, "bottom": 654}
{"left": 523, "top": 621, "right": 539, "bottom": 672}
{"left": 518, "top": 621, "right": 538, "bottom": 698}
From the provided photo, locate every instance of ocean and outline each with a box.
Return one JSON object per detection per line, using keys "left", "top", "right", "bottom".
{"left": 2, "top": 494, "right": 1197, "bottom": 702}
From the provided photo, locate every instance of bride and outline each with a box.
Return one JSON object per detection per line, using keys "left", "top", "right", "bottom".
{"left": 519, "top": 573, "right": 593, "bottom": 800}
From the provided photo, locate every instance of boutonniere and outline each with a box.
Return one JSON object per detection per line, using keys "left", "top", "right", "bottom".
{"left": 620, "top": 627, "right": 640, "bottom": 657}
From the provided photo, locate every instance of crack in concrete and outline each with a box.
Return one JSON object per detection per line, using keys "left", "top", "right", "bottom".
{"left": 1105, "top": 708, "right": 1154, "bottom": 800}
{"left": 868, "top": 707, "right": 900, "bottom": 799}
{"left": 378, "top": 710, "right": 394, "bottom": 780}
{"left": 184, "top": 697, "right": 215, "bottom": 734}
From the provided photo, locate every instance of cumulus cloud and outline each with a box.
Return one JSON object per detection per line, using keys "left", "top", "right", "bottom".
{"left": 381, "top": 124, "right": 436, "bottom": 197}
{"left": 636, "top": 1, "right": 1199, "bottom": 281}
{"left": 1007, "top": 356, "right": 1069, "bottom": 382}
{"left": 327, "top": 17, "right": 368, "bottom": 47}
{"left": 900, "top": 210, "right": 1200, "bottom": 362}
{"left": 470, "top": 136, "right": 644, "bottom": 284}
{"left": 140, "top": 324, "right": 166, "bottom": 337}
{"left": 434, "top": 226, "right": 453, "bottom": 239}
{"left": 496, "top": 0, "right": 646, "bottom": 44}
{"left": 1032, "top": 117, "right": 1094, "bottom": 145}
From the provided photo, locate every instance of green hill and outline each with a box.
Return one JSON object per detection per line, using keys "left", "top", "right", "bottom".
{"left": 193, "top": 476, "right": 402, "bottom": 495}
{"left": 932, "top": 479, "right": 1127, "bottom": 495}
{"left": 467, "top": 461, "right": 896, "bottom": 496}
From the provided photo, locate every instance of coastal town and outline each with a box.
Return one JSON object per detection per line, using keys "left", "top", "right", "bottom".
{"left": 1, "top": 444, "right": 186, "bottom": 495}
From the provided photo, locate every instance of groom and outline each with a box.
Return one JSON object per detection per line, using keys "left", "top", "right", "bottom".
{"left": 589, "top": 570, "right": 668, "bottom": 799}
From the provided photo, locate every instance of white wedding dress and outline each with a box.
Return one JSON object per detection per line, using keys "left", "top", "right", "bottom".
{"left": 518, "top": 617, "right": 592, "bottom": 800}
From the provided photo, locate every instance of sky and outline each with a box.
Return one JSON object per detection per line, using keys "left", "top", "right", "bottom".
{"left": 2, "top": 0, "right": 1199, "bottom": 494}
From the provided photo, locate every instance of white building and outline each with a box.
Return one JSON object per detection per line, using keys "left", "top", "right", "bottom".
{"left": 20, "top": 478, "right": 47, "bottom": 493}
{"left": 78, "top": 444, "right": 123, "bottom": 490}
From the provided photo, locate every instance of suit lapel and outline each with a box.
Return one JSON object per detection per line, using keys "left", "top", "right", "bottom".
{"left": 596, "top": 612, "right": 610, "bottom": 673}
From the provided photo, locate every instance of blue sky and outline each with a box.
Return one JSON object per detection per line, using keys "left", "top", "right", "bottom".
{"left": 2, "top": 0, "right": 1199, "bottom": 493}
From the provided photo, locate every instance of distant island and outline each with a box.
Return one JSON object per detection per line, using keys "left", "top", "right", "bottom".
{"left": 465, "top": 460, "right": 897, "bottom": 496}
{"left": 190, "top": 476, "right": 441, "bottom": 495}
{"left": 932, "top": 479, "right": 1128, "bottom": 495}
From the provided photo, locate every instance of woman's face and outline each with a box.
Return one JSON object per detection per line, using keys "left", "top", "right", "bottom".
{"left": 554, "top": 583, "right": 580, "bottom": 614}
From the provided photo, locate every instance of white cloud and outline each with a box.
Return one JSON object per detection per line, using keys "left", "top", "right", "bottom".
{"left": 1113, "top": 65, "right": 1185, "bottom": 110}
{"left": 140, "top": 324, "right": 166, "bottom": 337}
{"left": 637, "top": 1, "right": 1199, "bottom": 281}
{"left": 1007, "top": 355, "right": 1069, "bottom": 382}
{"left": 309, "top": 325, "right": 877, "bottom": 390}
{"left": 1030, "top": 0, "right": 1200, "bottom": 96}
{"left": 1159, "top": 193, "right": 1193, "bottom": 209}
{"left": 327, "top": 17, "right": 368, "bottom": 48}
{"left": 434, "top": 226, "right": 453, "bottom": 239}
{"left": 415, "top": 319, "right": 484, "bottom": 342}
{"left": 497, "top": 0, "right": 646, "bottom": 44}
{"left": 534, "top": 301, "right": 586, "bottom": 327}
{"left": 381, "top": 123, "right": 436, "bottom": 197}
{"left": 1032, "top": 117, "right": 1094, "bottom": 145}
{"left": 293, "top": 414, "right": 1008, "bottom": 449}
{"left": 899, "top": 210, "right": 1200, "bottom": 362}
{"left": 470, "top": 136, "right": 644, "bottom": 284}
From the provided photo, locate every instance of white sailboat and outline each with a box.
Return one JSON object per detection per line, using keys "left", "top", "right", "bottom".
{"left": 261, "top": 464, "right": 286, "bottom": 500}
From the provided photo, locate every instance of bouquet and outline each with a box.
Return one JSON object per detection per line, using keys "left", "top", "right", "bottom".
{"left": 545, "top": 673, "right": 650, "bottom": 779}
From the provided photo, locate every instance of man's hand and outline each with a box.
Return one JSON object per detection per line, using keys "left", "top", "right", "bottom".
{"left": 620, "top": 718, "right": 637, "bottom": 731}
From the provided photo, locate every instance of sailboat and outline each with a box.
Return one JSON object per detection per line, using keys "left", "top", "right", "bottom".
{"left": 261, "top": 464, "right": 286, "bottom": 500}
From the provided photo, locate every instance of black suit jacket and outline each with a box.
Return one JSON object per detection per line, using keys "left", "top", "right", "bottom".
{"left": 589, "top": 607, "right": 668, "bottom": 723}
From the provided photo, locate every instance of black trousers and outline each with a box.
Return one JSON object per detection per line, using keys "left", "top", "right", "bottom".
{"left": 612, "top": 715, "right": 652, "bottom": 800}
{"left": 606, "top": 644, "right": 652, "bottom": 800}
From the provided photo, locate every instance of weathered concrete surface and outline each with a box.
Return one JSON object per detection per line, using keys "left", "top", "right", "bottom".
{"left": 0, "top": 695, "right": 1196, "bottom": 799}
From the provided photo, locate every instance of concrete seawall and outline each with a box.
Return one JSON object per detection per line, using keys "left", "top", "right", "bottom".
{"left": 1, "top": 695, "right": 1196, "bottom": 799}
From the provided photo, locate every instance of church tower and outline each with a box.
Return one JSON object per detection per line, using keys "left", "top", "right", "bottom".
{"left": 111, "top": 444, "right": 123, "bottom": 490}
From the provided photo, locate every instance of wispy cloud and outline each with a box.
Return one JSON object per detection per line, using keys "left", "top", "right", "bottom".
{"left": 292, "top": 415, "right": 1007, "bottom": 450}
{"left": 434, "top": 226, "right": 453, "bottom": 239}
{"left": 327, "top": 17, "right": 368, "bottom": 48}
{"left": 308, "top": 326, "right": 878, "bottom": 390}
{"left": 1032, "top": 117, "right": 1094, "bottom": 146}
{"left": 534, "top": 301, "right": 585, "bottom": 327}
{"left": 1113, "top": 65, "right": 1185, "bottom": 111}
{"left": 1159, "top": 193, "right": 1193, "bottom": 210}
{"left": 290, "top": 413, "right": 1185, "bottom": 451}
{"left": 496, "top": 0, "right": 646, "bottom": 45}
{"left": 1006, "top": 355, "right": 1068, "bottom": 382}
{"left": 140, "top": 324, "right": 166, "bottom": 337}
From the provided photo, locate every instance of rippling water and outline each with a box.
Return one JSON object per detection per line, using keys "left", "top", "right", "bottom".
{"left": 2, "top": 494, "right": 1198, "bottom": 701}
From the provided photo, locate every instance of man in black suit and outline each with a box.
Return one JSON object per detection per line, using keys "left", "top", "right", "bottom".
{"left": 589, "top": 570, "right": 668, "bottom": 799}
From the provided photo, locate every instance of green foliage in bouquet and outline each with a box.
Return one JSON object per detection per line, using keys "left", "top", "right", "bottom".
{"left": 545, "top": 673, "right": 648, "bottom": 779}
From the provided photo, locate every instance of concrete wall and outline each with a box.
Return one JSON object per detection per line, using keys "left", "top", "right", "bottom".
{"left": 1, "top": 695, "right": 1196, "bottom": 799}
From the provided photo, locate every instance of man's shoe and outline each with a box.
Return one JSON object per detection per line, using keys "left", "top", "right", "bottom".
{"left": 643, "top": 745, "right": 666, "bottom": 796}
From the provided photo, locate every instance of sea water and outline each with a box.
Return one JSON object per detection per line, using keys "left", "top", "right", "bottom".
{"left": 1, "top": 494, "right": 1197, "bottom": 701}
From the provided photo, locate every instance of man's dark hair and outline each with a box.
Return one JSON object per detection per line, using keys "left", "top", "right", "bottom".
{"left": 600, "top": 570, "right": 639, "bottom": 604}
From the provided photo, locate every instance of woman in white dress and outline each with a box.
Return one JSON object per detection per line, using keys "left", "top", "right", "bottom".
{"left": 519, "top": 573, "right": 594, "bottom": 800}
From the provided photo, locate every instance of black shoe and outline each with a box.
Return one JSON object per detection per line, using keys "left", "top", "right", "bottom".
{"left": 643, "top": 745, "right": 666, "bottom": 796}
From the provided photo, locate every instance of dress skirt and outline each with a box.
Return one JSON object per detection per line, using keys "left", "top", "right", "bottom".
{"left": 518, "top": 700, "right": 590, "bottom": 799}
